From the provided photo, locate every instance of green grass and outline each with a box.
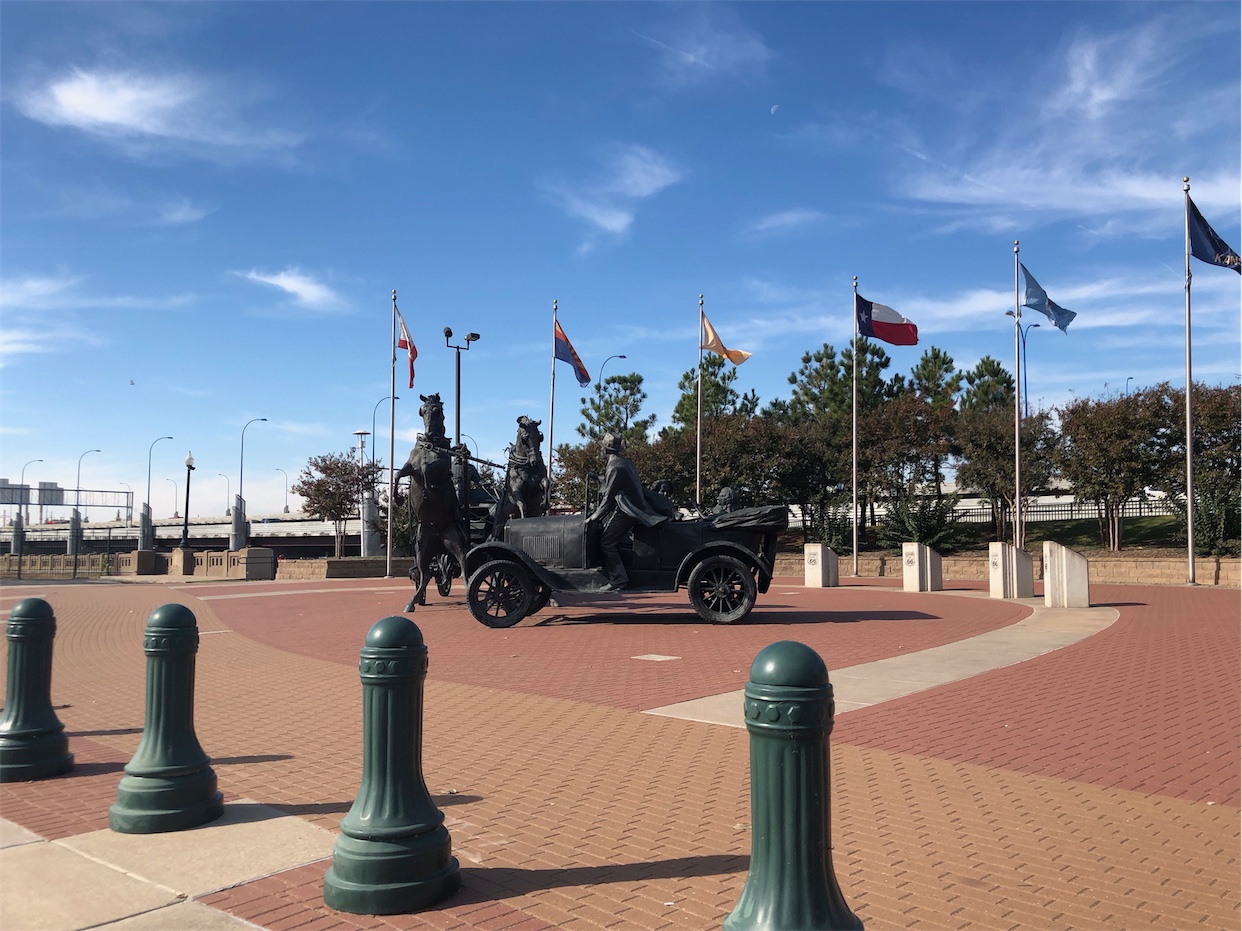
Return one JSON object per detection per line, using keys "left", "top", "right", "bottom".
{"left": 928, "top": 515, "right": 1183, "bottom": 553}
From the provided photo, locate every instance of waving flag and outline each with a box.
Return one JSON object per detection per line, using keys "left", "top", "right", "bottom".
{"left": 855, "top": 293, "right": 918, "bottom": 345}
{"left": 395, "top": 305, "right": 418, "bottom": 388}
{"left": 701, "top": 312, "right": 752, "bottom": 364}
{"left": 554, "top": 319, "right": 591, "bottom": 387}
{"left": 1188, "top": 197, "right": 1241, "bottom": 273}
{"left": 1020, "top": 265, "right": 1077, "bottom": 332}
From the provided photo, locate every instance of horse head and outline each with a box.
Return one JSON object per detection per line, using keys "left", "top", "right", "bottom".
{"left": 419, "top": 393, "right": 446, "bottom": 438}
{"left": 516, "top": 415, "right": 544, "bottom": 449}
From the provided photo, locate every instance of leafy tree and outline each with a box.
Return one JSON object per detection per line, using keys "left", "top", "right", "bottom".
{"left": 954, "top": 408, "right": 1056, "bottom": 544}
{"left": 577, "top": 372, "right": 657, "bottom": 445}
{"left": 292, "top": 451, "right": 384, "bottom": 557}
{"left": 670, "top": 354, "right": 758, "bottom": 429}
{"left": 960, "top": 356, "right": 1015, "bottom": 411}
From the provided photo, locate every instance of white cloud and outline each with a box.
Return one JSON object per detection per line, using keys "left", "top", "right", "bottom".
{"left": 545, "top": 144, "right": 681, "bottom": 247}
{"left": 636, "top": 9, "right": 773, "bottom": 86}
{"left": 156, "top": 199, "right": 211, "bottom": 225}
{"left": 17, "top": 67, "right": 305, "bottom": 161}
{"left": 0, "top": 275, "right": 81, "bottom": 308}
{"left": 239, "top": 268, "right": 341, "bottom": 309}
{"left": 740, "top": 209, "right": 826, "bottom": 239}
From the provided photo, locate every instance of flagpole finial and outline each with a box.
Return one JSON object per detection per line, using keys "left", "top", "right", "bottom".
{"left": 1183, "top": 176, "right": 1190, "bottom": 192}
{"left": 553, "top": 298, "right": 557, "bottom": 311}
{"left": 1013, "top": 240, "right": 1019, "bottom": 254}
{"left": 392, "top": 289, "right": 397, "bottom": 299}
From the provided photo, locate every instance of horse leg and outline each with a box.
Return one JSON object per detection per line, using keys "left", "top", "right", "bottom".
{"left": 404, "top": 527, "right": 435, "bottom": 611}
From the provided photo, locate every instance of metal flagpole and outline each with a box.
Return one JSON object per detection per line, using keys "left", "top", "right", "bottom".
{"left": 387, "top": 290, "right": 398, "bottom": 578}
{"left": 851, "top": 277, "right": 859, "bottom": 577}
{"left": 1183, "top": 177, "right": 1197, "bottom": 584}
{"left": 1013, "top": 241, "right": 1023, "bottom": 550}
{"left": 546, "top": 299, "right": 557, "bottom": 511}
{"left": 696, "top": 294, "right": 705, "bottom": 508}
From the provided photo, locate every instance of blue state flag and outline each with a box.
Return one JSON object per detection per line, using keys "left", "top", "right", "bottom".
{"left": 1020, "top": 264, "right": 1077, "bottom": 333}
{"left": 1188, "top": 196, "right": 1241, "bottom": 274}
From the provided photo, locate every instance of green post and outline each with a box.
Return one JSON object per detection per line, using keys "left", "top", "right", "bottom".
{"left": 109, "top": 603, "right": 223, "bottom": 833}
{"left": 725, "top": 640, "right": 861, "bottom": 931}
{"left": 324, "top": 616, "right": 460, "bottom": 915}
{"left": 0, "top": 598, "right": 74, "bottom": 782}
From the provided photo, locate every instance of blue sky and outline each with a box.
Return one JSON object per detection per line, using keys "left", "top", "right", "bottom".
{"left": 2, "top": 2, "right": 1239, "bottom": 519}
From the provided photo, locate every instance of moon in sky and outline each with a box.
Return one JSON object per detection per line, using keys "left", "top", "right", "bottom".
{"left": 770, "top": 104, "right": 780, "bottom": 115}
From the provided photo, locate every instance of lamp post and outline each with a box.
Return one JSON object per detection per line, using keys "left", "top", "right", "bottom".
{"left": 218, "top": 474, "right": 231, "bottom": 516}
{"left": 276, "top": 468, "right": 289, "bottom": 513}
{"left": 20, "top": 459, "right": 42, "bottom": 524}
{"left": 1006, "top": 312, "right": 1040, "bottom": 418}
{"left": 1125, "top": 376, "right": 1134, "bottom": 395}
{"left": 179, "top": 452, "right": 195, "bottom": 548}
{"left": 444, "top": 327, "right": 479, "bottom": 509}
{"left": 371, "top": 395, "right": 397, "bottom": 471}
{"left": 238, "top": 418, "right": 267, "bottom": 507}
{"left": 459, "top": 433, "right": 479, "bottom": 458}
{"left": 597, "top": 354, "right": 627, "bottom": 385}
{"left": 147, "top": 436, "right": 173, "bottom": 514}
{"left": 167, "top": 478, "right": 179, "bottom": 519}
{"left": 353, "top": 430, "right": 370, "bottom": 556}
{"left": 76, "top": 449, "right": 101, "bottom": 510}
{"left": 119, "top": 482, "right": 133, "bottom": 526}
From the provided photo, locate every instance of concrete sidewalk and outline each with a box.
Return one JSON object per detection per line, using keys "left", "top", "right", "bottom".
{"left": 0, "top": 577, "right": 1237, "bottom": 930}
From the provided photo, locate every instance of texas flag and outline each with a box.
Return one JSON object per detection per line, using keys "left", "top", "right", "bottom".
{"left": 395, "top": 305, "right": 418, "bottom": 388}
{"left": 554, "top": 319, "right": 591, "bottom": 387}
{"left": 855, "top": 293, "right": 918, "bottom": 346}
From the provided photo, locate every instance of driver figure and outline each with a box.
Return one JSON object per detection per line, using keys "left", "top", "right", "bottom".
{"left": 587, "top": 432, "right": 667, "bottom": 590}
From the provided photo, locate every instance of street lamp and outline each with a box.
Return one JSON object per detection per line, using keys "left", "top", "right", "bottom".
{"left": 459, "top": 433, "right": 480, "bottom": 458}
{"left": 353, "top": 430, "right": 370, "bottom": 556}
{"left": 597, "top": 354, "right": 627, "bottom": 385}
{"left": 119, "top": 482, "right": 132, "bottom": 526}
{"left": 1006, "top": 312, "right": 1040, "bottom": 417}
{"left": 179, "top": 452, "right": 195, "bottom": 548}
{"left": 19, "top": 459, "right": 42, "bottom": 524}
{"left": 276, "top": 468, "right": 289, "bottom": 513}
{"left": 167, "top": 477, "right": 179, "bottom": 519}
{"left": 218, "top": 474, "right": 231, "bottom": 516}
{"left": 372, "top": 395, "right": 398, "bottom": 471}
{"left": 147, "top": 436, "right": 173, "bottom": 513}
{"left": 443, "top": 327, "right": 480, "bottom": 447}
{"left": 238, "top": 417, "right": 267, "bottom": 505}
{"left": 1125, "top": 376, "right": 1134, "bottom": 395}
{"left": 76, "top": 449, "right": 101, "bottom": 509}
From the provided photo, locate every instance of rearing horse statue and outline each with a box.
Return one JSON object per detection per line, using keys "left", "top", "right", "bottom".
{"left": 397, "top": 393, "right": 470, "bottom": 611}
{"left": 491, "top": 415, "right": 548, "bottom": 539}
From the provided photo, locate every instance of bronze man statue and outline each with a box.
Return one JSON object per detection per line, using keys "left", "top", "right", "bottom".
{"left": 586, "top": 432, "right": 667, "bottom": 590}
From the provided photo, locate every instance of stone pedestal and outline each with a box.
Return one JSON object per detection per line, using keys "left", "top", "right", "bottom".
{"left": 803, "top": 545, "right": 839, "bottom": 588}
{"left": 901, "top": 542, "right": 942, "bottom": 592}
{"left": 1044, "top": 542, "right": 1090, "bottom": 608}
{"left": 169, "top": 547, "right": 194, "bottom": 576}
{"left": 67, "top": 509, "right": 81, "bottom": 556}
{"left": 988, "top": 542, "right": 1034, "bottom": 599}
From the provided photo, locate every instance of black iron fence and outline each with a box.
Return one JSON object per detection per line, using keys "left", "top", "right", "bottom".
{"left": 953, "top": 497, "right": 1175, "bottom": 525}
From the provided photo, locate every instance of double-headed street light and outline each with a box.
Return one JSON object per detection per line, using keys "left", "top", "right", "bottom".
{"left": 443, "top": 327, "right": 480, "bottom": 447}
{"left": 179, "top": 452, "right": 195, "bottom": 548}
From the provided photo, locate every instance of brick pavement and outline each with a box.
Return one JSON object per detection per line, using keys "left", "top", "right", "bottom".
{"left": 0, "top": 577, "right": 1238, "bottom": 930}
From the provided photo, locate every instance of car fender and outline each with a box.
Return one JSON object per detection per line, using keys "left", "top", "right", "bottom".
{"left": 464, "top": 541, "right": 561, "bottom": 591}
{"left": 677, "top": 541, "right": 773, "bottom": 593}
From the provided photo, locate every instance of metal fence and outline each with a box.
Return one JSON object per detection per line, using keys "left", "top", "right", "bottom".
{"left": 1, "top": 551, "right": 119, "bottom": 581}
{"left": 953, "top": 497, "right": 1175, "bottom": 525}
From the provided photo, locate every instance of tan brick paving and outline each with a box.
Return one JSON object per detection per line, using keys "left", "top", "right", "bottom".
{"left": 0, "top": 578, "right": 1237, "bottom": 930}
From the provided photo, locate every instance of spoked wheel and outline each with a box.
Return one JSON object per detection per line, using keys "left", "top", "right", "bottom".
{"left": 688, "top": 555, "right": 757, "bottom": 624}
{"left": 433, "top": 553, "right": 456, "bottom": 597}
{"left": 466, "top": 559, "right": 534, "bottom": 628}
{"left": 528, "top": 584, "right": 552, "bottom": 615}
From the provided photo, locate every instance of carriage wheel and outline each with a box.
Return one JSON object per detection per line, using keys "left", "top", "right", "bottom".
{"left": 688, "top": 555, "right": 757, "bottom": 624}
{"left": 528, "top": 584, "right": 552, "bottom": 615}
{"left": 434, "top": 553, "right": 456, "bottom": 597}
{"left": 466, "top": 559, "right": 534, "bottom": 628}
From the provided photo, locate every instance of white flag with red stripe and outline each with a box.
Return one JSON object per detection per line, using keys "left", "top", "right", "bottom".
{"left": 396, "top": 306, "right": 417, "bottom": 388}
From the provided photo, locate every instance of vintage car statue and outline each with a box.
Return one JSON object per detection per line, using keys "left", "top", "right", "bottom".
{"left": 460, "top": 504, "right": 789, "bottom": 627}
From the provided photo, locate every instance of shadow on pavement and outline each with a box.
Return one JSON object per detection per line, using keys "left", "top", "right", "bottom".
{"left": 457, "top": 853, "right": 747, "bottom": 900}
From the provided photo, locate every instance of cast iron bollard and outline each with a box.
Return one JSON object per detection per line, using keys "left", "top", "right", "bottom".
{"left": 725, "top": 640, "right": 862, "bottom": 931}
{"left": 0, "top": 598, "right": 74, "bottom": 782}
{"left": 109, "top": 603, "right": 223, "bottom": 833}
{"left": 324, "top": 615, "right": 460, "bottom": 914}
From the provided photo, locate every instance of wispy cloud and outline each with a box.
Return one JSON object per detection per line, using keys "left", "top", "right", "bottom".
{"left": 739, "top": 209, "right": 826, "bottom": 239}
{"left": 636, "top": 8, "right": 773, "bottom": 87}
{"left": 16, "top": 66, "right": 306, "bottom": 162}
{"left": 238, "top": 268, "right": 342, "bottom": 310}
{"left": 544, "top": 144, "right": 681, "bottom": 250}
{"left": 156, "top": 198, "right": 212, "bottom": 225}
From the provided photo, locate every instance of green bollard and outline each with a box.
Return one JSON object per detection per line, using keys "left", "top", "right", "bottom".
{"left": 725, "top": 640, "right": 862, "bottom": 931}
{"left": 109, "top": 603, "right": 223, "bottom": 833}
{"left": 0, "top": 598, "right": 74, "bottom": 782}
{"left": 324, "top": 616, "right": 460, "bottom": 915}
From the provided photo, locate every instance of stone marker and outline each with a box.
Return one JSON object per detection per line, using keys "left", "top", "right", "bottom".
{"left": 725, "top": 641, "right": 861, "bottom": 931}
{"left": 902, "top": 542, "right": 942, "bottom": 593}
{"left": 988, "top": 542, "right": 1034, "bottom": 599}
{"left": 804, "top": 544, "right": 840, "bottom": 588}
{"left": 1043, "top": 541, "right": 1090, "bottom": 608}
{"left": 110, "top": 603, "right": 223, "bottom": 833}
{"left": 324, "top": 615, "right": 460, "bottom": 915}
{"left": 0, "top": 598, "right": 74, "bottom": 782}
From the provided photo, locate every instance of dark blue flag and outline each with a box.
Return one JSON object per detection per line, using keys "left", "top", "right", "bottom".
{"left": 1188, "top": 197, "right": 1241, "bottom": 274}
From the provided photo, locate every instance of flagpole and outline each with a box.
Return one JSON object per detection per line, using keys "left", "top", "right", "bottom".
{"left": 1183, "top": 177, "right": 1197, "bottom": 584}
{"left": 386, "top": 289, "right": 398, "bottom": 578}
{"left": 547, "top": 299, "right": 557, "bottom": 512}
{"left": 696, "top": 294, "right": 705, "bottom": 509}
{"left": 1013, "top": 241, "right": 1023, "bottom": 551}
{"left": 851, "top": 277, "right": 860, "bottom": 577}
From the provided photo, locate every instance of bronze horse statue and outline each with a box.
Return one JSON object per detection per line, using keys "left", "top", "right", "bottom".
{"left": 491, "top": 415, "right": 548, "bottom": 539}
{"left": 397, "top": 393, "right": 470, "bottom": 611}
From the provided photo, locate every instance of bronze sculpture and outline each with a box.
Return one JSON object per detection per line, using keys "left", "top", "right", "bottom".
{"left": 585, "top": 432, "right": 668, "bottom": 590}
{"left": 396, "top": 393, "right": 470, "bottom": 612}
{"left": 490, "top": 416, "right": 548, "bottom": 539}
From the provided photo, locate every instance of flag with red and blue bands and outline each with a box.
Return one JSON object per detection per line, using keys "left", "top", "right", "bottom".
{"left": 554, "top": 319, "right": 591, "bottom": 386}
